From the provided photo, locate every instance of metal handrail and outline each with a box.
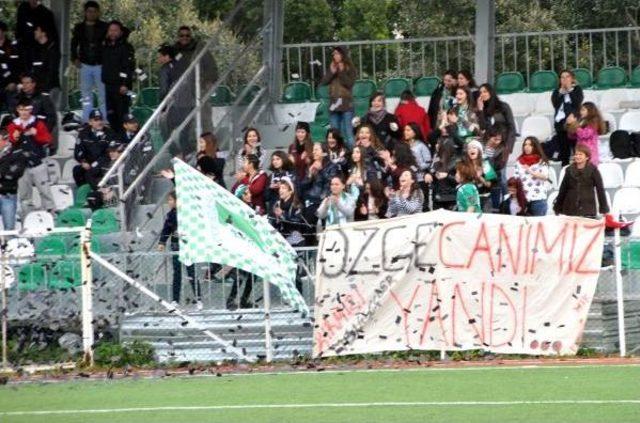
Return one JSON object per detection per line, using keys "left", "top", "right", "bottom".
{"left": 97, "top": 0, "right": 247, "bottom": 188}
{"left": 496, "top": 26, "right": 640, "bottom": 38}
{"left": 282, "top": 34, "right": 474, "bottom": 49}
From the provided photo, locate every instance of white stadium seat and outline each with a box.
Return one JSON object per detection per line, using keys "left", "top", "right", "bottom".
{"left": 558, "top": 165, "right": 568, "bottom": 187}
{"left": 61, "top": 159, "right": 78, "bottom": 184}
{"left": 50, "top": 184, "right": 74, "bottom": 210}
{"left": 546, "top": 191, "right": 558, "bottom": 215}
{"left": 520, "top": 115, "right": 553, "bottom": 142}
{"left": 44, "top": 158, "right": 61, "bottom": 184}
{"left": 613, "top": 187, "right": 640, "bottom": 215}
{"left": 416, "top": 96, "right": 430, "bottom": 110}
{"left": 547, "top": 166, "right": 558, "bottom": 190}
{"left": 623, "top": 160, "right": 640, "bottom": 188}
{"left": 631, "top": 216, "right": 640, "bottom": 238}
{"left": 601, "top": 111, "right": 617, "bottom": 134}
{"left": 618, "top": 111, "right": 640, "bottom": 132}
{"left": 581, "top": 90, "right": 601, "bottom": 108}
{"left": 599, "top": 89, "right": 629, "bottom": 113}
{"left": 51, "top": 132, "right": 77, "bottom": 159}
{"left": 533, "top": 92, "right": 555, "bottom": 116}
{"left": 502, "top": 93, "right": 536, "bottom": 117}
{"left": 597, "top": 162, "right": 624, "bottom": 189}
{"left": 23, "top": 211, "right": 55, "bottom": 233}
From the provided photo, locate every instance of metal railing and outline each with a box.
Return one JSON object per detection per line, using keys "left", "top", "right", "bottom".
{"left": 282, "top": 26, "right": 640, "bottom": 86}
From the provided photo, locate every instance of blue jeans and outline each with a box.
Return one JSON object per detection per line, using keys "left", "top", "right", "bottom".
{"left": 528, "top": 199, "right": 548, "bottom": 216}
{"left": 80, "top": 64, "right": 107, "bottom": 122}
{"left": 330, "top": 109, "right": 355, "bottom": 149}
{"left": 0, "top": 193, "right": 17, "bottom": 231}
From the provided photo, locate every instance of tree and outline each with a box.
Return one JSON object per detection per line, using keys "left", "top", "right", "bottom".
{"left": 336, "top": 0, "right": 396, "bottom": 41}
{"left": 283, "top": 0, "right": 335, "bottom": 43}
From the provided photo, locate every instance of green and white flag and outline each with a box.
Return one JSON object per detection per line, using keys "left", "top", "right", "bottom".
{"left": 172, "top": 158, "right": 308, "bottom": 314}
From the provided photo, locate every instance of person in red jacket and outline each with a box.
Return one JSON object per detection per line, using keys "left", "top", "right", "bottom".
{"left": 7, "top": 98, "right": 55, "bottom": 215}
{"left": 394, "top": 90, "right": 431, "bottom": 145}
{"left": 232, "top": 153, "right": 268, "bottom": 215}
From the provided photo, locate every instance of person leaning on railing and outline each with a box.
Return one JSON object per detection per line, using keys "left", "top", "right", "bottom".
{"left": 319, "top": 46, "right": 356, "bottom": 148}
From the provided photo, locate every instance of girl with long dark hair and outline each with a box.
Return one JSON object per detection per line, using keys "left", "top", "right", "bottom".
{"left": 514, "top": 136, "right": 550, "bottom": 216}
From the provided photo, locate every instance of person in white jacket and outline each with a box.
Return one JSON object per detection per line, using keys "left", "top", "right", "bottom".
{"left": 316, "top": 175, "right": 359, "bottom": 226}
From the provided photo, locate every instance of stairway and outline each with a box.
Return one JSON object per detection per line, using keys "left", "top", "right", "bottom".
{"left": 119, "top": 308, "right": 313, "bottom": 363}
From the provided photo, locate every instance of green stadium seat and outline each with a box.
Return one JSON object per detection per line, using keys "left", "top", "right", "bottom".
{"left": 354, "top": 97, "right": 370, "bottom": 117}
{"left": 629, "top": 66, "right": 640, "bottom": 88}
{"left": 596, "top": 66, "right": 627, "bottom": 89}
{"left": 35, "top": 236, "right": 68, "bottom": 256}
{"left": 18, "top": 263, "right": 46, "bottom": 291}
{"left": 139, "top": 87, "right": 160, "bottom": 108}
{"left": 529, "top": 70, "right": 558, "bottom": 93}
{"left": 572, "top": 68, "right": 593, "bottom": 88}
{"left": 92, "top": 208, "right": 120, "bottom": 234}
{"left": 210, "top": 85, "right": 234, "bottom": 106}
{"left": 383, "top": 78, "right": 411, "bottom": 97}
{"left": 282, "top": 81, "right": 312, "bottom": 103}
{"left": 74, "top": 184, "right": 92, "bottom": 208}
{"left": 48, "top": 260, "right": 81, "bottom": 289}
{"left": 310, "top": 123, "right": 328, "bottom": 143}
{"left": 314, "top": 99, "right": 330, "bottom": 126}
{"left": 496, "top": 72, "right": 525, "bottom": 94}
{"left": 131, "top": 106, "right": 154, "bottom": 125}
{"left": 352, "top": 79, "right": 377, "bottom": 99}
{"left": 56, "top": 208, "right": 88, "bottom": 228}
{"left": 68, "top": 90, "right": 82, "bottom": 110}
{"left": 621, "top": 241, "right": 640, "bottom": 269}
{"left": 238, "top": 85, "right": 261, "bottom": 105}
{"left": 315, "top": 84, "right": 330, "bottom": 100}
{"left": 414, "top": 76, "right": 441, "bottom": 96}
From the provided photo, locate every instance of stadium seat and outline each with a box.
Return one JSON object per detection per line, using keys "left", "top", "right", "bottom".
{"left": 623, "top": 161, "right": 640, "bottom": 187}
{"left": 23, "top": 211, "right": 55, "bottom": 233}
{"left": 18, "top": 263, "right": 46, "bottom": 291}
{"left": 619, "top": 111, "right": 640, "bottom": 132}
{"left": 547, "top": 167, "right": 558, "bottom": 190}
{"left": 529, "top": 70, "right": 558, "bottom": 93}
{"left": 598, "top": 89, "right": 629, "bottom": 113}
{"left": 314, "top": 99, "right": 330, "bottom": 125}
{"left": 601, "top": 112, "right": 617, "bottom": 134}
{"left": 581, "top": 90, "right": 600, "bottom": 107}
{"left": 131, "top": 106, "right": 154, "bottom": 124}
{"left": 281, "top": 81, "right": 312, "bottom": 103}
{"left": 50, "top": 184, "right": 74, "bottom": 210}
{"left": 573, "top": 68, "right": 593, "bottom": 88}
{"left": 210, "top": 85, "right": 234, "bottom": 106}
{"left": 557, "top": 165, "right": 568, "bottom": 187}
{"left": 44, "top": 158, "right": 61, "bottom": 184}
{"left": 629, "top": 66, "right": 640, "bottom": 88}
{"left": 546, "top": 191, "right": 558, "bottom": 215}
{"left": 383, "top": 78, "right": 411, "bottom": 98}
{"left": 52, "top": 132, "right": 76, "bottom": 159}
{"left": 414, "top": 76, "right": 440, "bottom": 96}
{"left": 596, "top": 66, "right": 627, "bottom": 89}
{"left": 314, "top": 84, "right": 330, "bottom": 100}
{"left": 139, "top": 87, "right": 160, "bottom": 108}
{"left": 35, "top": 236, "right": 68, "bottom": 256}
{"left": 55, "top": 208, "right": 87, "bottom": 227}
{"left": 48, "top": 260, "right": 81, "bottom": 289}
{"left": 520, "top": 115, "right": 552, "bottom": 141}
{"left": 74, "top": 184, "right": 92, "bottom": 208}
{"left": 532, "top": 93, "right": 555, "bottom": 115}
{"left": 631, "top": 216, "right": 640, "bottom": 238}
{"left": 496, "top": 72, "right": 525, "bottom": 94}
{"left": 597, "top": 162, "right": 624, "bottom": 188}
{"left": 354, "top": 97, "right": 370, "bottom": 117}
{"left": 613, "top": 187, "right": 640, "bottom": 215}
{"left": 501, "top": 93, "right": 535, "bottom": 117}
{"left": 61, "top": 159, "right": 77, "bottom": 184}
{"left": 238, "top": 84, "right": 261, "bottom": 105}
{"left": 352, "top": 79, "right": 377, "bottom": 99}
{"left": 92, "top": 208, "right": 120, "bottom": 234}
{"left": 310, "top": 122, "right": 328, "bottom": 143}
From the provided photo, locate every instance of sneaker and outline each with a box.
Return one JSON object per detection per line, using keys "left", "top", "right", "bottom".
{"left": 196, "top": 301, "right": 203, "bottom": 311}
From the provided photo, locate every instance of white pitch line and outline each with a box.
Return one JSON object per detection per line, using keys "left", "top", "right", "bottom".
{"left": 2, "top": 400, "right": 640, "bottom": 416}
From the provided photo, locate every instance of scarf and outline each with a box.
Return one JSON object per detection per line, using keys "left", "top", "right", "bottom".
{"left": 518, "top": 154, "right": 541, "bottom": 167}
{"left": 368, "top": 108, "right": 387, "bottom": 125}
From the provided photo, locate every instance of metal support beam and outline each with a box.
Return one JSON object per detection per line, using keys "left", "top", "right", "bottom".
{"left": 474, "top": 0, "right": 495, "bottom": 85}
{"left": 263, "top": 0, "right": 284, "bottom": 104}
{"left": 49, "top": 0, "right": 71, "bottom": 111}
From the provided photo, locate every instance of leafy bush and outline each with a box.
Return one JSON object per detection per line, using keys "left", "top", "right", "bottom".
{"left": 93, "top": 341, "right": 155, "bottom": 368}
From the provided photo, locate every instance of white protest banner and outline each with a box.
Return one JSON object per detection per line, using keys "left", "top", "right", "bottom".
{"left": 313, "top": 210, "right": 604, "bottom": 357}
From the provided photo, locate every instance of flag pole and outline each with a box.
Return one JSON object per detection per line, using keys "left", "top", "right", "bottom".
{"left": 263, "top": 278, "right": 273, "bottom": 363}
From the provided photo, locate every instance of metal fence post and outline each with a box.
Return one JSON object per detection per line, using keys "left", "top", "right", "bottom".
{"left": 613, "top": 223, "right": 627, "bottom": 357}
{"left": 263, "top": 278, "right": 273, "bottom": 363}
{"left": 195, "top": 62, "right": 203, "bottom": 142}
{"left": 1, "top": 253, "right": 8, "bottom": 371}
{"left": 81, "top": 220, "right": 95, "bottom": 366}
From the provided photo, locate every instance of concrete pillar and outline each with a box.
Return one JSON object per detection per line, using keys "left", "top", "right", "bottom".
{"left": 474, "top": 0, "right": 495, "bottom": 85}
{"left": 262, "top": 0, "right": 284, "bottom": 104}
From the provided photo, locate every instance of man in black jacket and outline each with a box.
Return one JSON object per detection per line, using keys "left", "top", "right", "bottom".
{"left": 0, "top": 130, "right": 28, "bottom": 230}
{"left": 15, "top": 0, "right": 58, "bottom": 47}
{"left": 28, "top": 24, "right": 60, "bottom": 105}
{"left": 8, "top": 73, "right": 57, "bottom": 153}
{"left": 102, "top": 20, "right": 135, "bottom": 130}
{"left": 0, "top": 21, "right": 22, "bottom": 114}
{"left": 71, "top": 1, "right": 108, "bottom": 122}
{"left": 73, "top": 108, "right": 116, "bottom": 188}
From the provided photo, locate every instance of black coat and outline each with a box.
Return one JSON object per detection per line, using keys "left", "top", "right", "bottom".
{"left": 0, "top": 38, "right": 22, "bottom": 88}
{"left": 300, "top": 161, "right": 339, "bottom": 204}
{"left": 551, "top": 85, "right": 584, "bottom": 125}
{"left": 362, "top": 111, "right": 400, "bottom": 151}
{"left": 554, "top": 163, "right": 609, "bottom": 217}
{"left": 25, "top": 39, "right": 60, "bottom": 91}
{"left": 0, "top": 146, "right": 28, "bottom": 195}
{"left": 16, "top": 2, "right": 58, "bottom": 45}
{"left": 71, "top": 20, "right": 109, "bottom": 65}
{"left": 477, "top": 101, "right": 517, "bottom": 169}
{"left": 101, "top": 32, "right": 135, "bottom": 88}
{"left": 75, "top": 125, "right": 117, "bottom": 166}
{"left": 159, "top": 208, "right": 179, "bottom": 250}
{"left": 427, "top": 83, "right": 454, "bottom": 129}
{"left": 270, "top": 196, "right": 309, "bottom": 242}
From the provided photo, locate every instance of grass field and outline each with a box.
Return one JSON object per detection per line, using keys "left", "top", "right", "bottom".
{"left": 1, "top": 365, "right": 639, "bottom": 423}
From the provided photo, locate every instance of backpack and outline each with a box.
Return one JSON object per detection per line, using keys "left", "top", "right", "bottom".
{"left": 609, "top": 130, "right": 633, "bottom": 159}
